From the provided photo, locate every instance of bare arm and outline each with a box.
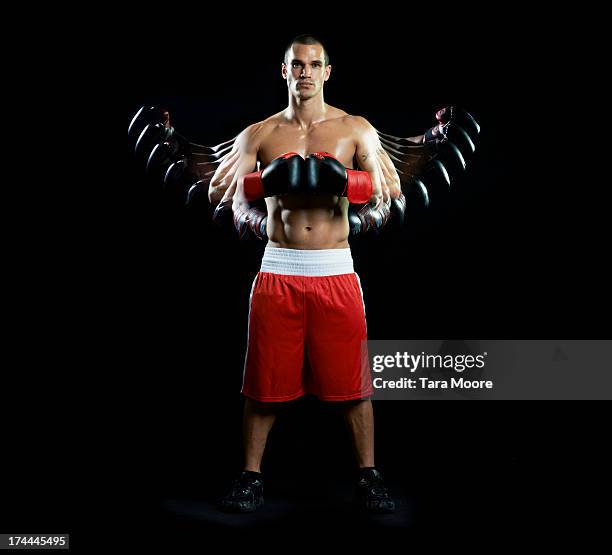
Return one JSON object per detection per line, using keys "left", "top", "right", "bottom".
{"left": 376, "top": 145, "right": 402, "bottom": 197}
{"left": 208, "top": 123, "right": 261, "bottom": 206}
{"left": 353, "top": 116, "right": 402, "bottom": 204}
{"left": 209, "top": 123, "right": 270, "bottom": 240}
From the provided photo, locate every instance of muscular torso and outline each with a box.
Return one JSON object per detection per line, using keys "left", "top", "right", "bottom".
{"left": 254, "top": 108, "right": 358, "bottom": 249}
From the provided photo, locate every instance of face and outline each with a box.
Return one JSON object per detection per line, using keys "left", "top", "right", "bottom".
{"left": 282, "top": 43, "right": 331, "bottom": 100}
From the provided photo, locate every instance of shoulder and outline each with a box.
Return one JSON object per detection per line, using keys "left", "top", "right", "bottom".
{"left": 342, "top": 115, "right": 378, "bottom": 145}
{"left": 236, "top": 115, "right": 279, "bottom": 146}
{"left": 322, "top": 105, "right": 367, "bottom": 127}
{"left": 345, "top": 114, "right": 376, "bottom": 132}
{"left": 322, "top": 106, "right": 376, "bottom": 133}
{"left": 239, "top": 119, "right": 270, "bottom": 139}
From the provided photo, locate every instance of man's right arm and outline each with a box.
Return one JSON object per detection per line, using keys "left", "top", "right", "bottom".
{"left": 208, "top": 123, "right": 261, "bottom": 206}
{"left": 208, "top": 123, "right": 272, "bottom": 240}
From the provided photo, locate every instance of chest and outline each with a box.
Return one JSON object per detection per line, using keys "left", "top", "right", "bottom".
{"left": 258, "top": 122, "right": 357, "bottom": 168}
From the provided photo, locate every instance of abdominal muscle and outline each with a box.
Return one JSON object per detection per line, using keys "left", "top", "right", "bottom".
{"left": 265, "top": 194, "right": 350, "bottom": 249}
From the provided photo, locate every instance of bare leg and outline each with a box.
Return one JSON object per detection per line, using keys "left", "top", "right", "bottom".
{"left": 342, "top": 399, "right": 375, "bottom": 468}
{"left": 243, "top": 398, "right": 277, "bottom": 472}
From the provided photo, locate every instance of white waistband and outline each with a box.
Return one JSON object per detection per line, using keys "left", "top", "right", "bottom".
{"left": 260, "top": 247, "right": 354, "bottom": 276}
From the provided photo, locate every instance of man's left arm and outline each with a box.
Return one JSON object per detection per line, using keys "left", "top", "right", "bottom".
{"left": 353, "top": 116, "right": 402, "bottom": 203}
{"left": 346, "top": 117, "right": 405, "bottom": 234}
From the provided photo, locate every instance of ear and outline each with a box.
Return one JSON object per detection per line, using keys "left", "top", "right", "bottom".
{"left": 324, "top": 64, "right": 332, "bottom": 82}
{"left": 281, "top": 63, "right": 288, "bottom": 79}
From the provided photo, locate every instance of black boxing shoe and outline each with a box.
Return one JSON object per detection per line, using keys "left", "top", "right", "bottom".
{"left": 355, "top": 468, "right": 396, "bottom": 514}
{"left": 219, "top": 470, "right": 264, "bottom": 513}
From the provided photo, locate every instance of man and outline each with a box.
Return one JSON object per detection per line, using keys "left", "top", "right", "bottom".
{"left": 209, "top": 34, "right": 403, "bottom": 514}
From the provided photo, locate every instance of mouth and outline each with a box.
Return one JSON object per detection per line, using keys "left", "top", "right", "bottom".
{"left": 298, "top": 82, "right": 314, "bottom": 87}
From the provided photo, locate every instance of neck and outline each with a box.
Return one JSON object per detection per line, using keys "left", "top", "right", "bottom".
{"left": 285, "top": 92, "right": 327, "bottom": 128}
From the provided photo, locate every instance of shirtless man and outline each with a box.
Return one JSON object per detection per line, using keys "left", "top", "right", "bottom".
{"left": 209, "top": 34, "right": 402, "bottom": 514}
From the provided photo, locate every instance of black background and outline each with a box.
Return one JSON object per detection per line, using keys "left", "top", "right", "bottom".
{"left": 2, "top": 8, "right": 609, "bottom": 551}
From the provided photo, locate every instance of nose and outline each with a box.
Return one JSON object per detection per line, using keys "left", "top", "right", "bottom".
{"left": 300, "top": 65, "right": 312, "bottom": 78}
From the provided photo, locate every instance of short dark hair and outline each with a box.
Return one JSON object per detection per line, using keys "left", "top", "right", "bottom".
{"left": 284, "top": 34, "right": 330, "bottom": 66}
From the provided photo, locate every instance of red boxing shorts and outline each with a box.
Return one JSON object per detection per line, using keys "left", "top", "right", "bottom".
{"left": 241, "top": 247, "right": 372, "bottom": 402}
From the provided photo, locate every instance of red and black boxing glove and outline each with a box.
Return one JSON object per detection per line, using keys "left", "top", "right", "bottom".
{"left": 304, "top": 152, "right": 373, "bottom": 204}
{"left": 424, "top": 107, "right": 454, "bottom": 143}
{"left": 423, "top": 106, "right": 480, "bottom": 152}
{"left": 242, "top": 152, "right": 303, "bottom": 201}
